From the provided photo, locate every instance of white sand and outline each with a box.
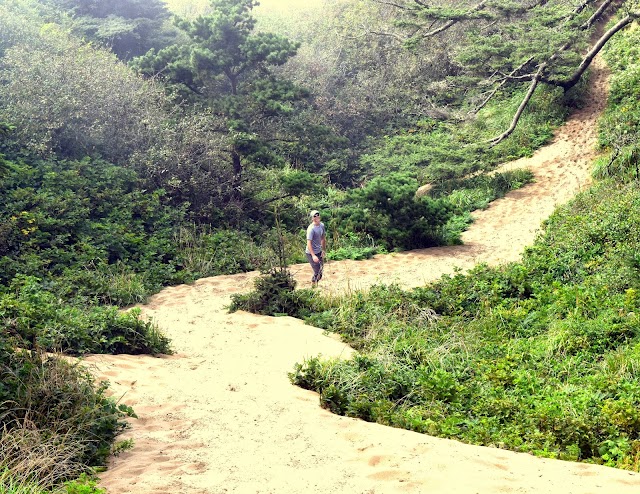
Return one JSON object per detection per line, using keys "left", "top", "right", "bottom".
{"left": 86, "top": 58, "right": 640, "bottom": 493}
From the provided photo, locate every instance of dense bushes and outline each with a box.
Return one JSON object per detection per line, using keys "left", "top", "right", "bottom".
{"left": 287, "top": 20, "right": 640, "bottom": 470}
{"left": 360, "top": 84, "right": 570, "bottom": 184}
{"left": 290, "top": 178, "right": 640, "bottom": 469}
{"left": 0, "top": 348, "right": 134, "bottom": 482}
{"left": 321, "top": 169, "right": 534, "bottom": 251}
{"left": 229, "top": 267, "right": 322, "bottom": 318}
{"left": 0, "top": 155, "right": 274, "bottom": 303}
{"left": 595, "top": 21, "right": 640, "bottom": 182}
{"left": 0, "top": 157, "right": 182, "bottom": 284}
{"left": 0, "top": 26, "right": 169, "bottom": 163}
{"left": 1, "top": 276, "right": 171, "bottom": 355}
{"left": 292, "top": 217, "right": 640, "bottom": 467}
{"left": 331, "top": 173, "right": 453, "bottom": 251}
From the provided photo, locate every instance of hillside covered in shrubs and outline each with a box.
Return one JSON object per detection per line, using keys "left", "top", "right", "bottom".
{"left": 1, "top": 0, "right": 639, "bottom": 491}
{"left": 284, "top": 14, "right": 640, "bottom": 470}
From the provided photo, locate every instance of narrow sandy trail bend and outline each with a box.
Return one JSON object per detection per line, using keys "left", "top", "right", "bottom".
{"left": 88, "top": 59, "right": 640, "bottom": 493}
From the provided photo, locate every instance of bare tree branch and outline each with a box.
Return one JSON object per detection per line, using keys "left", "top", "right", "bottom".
{"left": 583, "top": 0, "right": 614, "bottom": 29}
{"left": 420, "top": 19, "right": 458, "bottom": 38}
{"left": 473, "top": 57, "right": 534, "bottom": 113}
{"left": 364, "top": 30, "right": 405, "bottom": 42}
{"left": 606, "top": 147, "right": 621, "bottom": 170}
{"left": 485, "top": 65, "right": 545, "bottom": 146}
{"left": 553, "top": 12, "right": 636, "bottom": 89}
{"left": 503, "top": 72, "right": 540, "bottom": 81}
{"left": 573, "top": 0, "right": 599, "bottom": 16}
{"left": 375, "top": 0, "right": 414, "bottom": 10}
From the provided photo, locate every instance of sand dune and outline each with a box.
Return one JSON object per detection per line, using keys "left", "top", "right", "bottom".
{"left": 86, "top": 58, "right": 640, "bottom": 493}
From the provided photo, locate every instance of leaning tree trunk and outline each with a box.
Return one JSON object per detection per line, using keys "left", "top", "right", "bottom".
{"left": 556, "top": 12, "right": 636, "bottom": 90}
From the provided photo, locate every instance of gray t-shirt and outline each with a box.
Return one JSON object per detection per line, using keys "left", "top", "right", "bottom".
{"left": 305, "top": 222, "right": 326, "bottom": 254}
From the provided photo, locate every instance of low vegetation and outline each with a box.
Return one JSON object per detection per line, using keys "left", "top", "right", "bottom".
{"left": 0, "top": 345, "right": 133, "bottom": 491}
{"left": 2, "top": 0, "right": 639, "bottom": 490}
{"left": 285, "top": 21, "right": 640, "bottom": 471}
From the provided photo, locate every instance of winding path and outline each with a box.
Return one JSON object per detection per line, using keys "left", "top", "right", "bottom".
{"left": 87, "top": 59, "right": 640, "bottom": 493}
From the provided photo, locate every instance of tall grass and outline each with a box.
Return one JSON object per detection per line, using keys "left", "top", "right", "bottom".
{"left": 1, "top": 351, "right": 134, "bottom": 469}
{"left": 174, "top": 226, "right": 269, "bottom": 276}
{"left": 0, "top": 423, "right": 84, "bottom": 491}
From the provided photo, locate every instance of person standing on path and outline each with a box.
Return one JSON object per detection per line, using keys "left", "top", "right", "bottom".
{"left": 305, "top": 210, "right": 326, "bottom": 286}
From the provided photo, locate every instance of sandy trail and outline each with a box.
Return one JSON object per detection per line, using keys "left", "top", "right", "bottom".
{"left": 87, "top": 59, "right": 640, "bottom": 493}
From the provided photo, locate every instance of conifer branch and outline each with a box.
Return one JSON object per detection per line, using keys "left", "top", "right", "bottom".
{"left": 419, "top": 0, "right": 489, "bottom": 38}
{"left": 551, "top": 12, "right": 636, "bottom": 89}
{"left": 473, "top": 57, "right": 534, "bottom": 114}
{"left": 485, "top": 65, "right": 545, "bottom": 146}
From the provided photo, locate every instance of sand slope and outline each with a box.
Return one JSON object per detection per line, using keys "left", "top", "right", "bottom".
{"left": 86, "top": 59, "right": 640, "bottom": 493}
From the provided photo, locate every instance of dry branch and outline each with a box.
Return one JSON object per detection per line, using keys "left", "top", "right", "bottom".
{"left": 473, "top": 57, "right": 534, "bottom": 113}
{"left": 486, "top": 65, "right": 545, "bottom": 146}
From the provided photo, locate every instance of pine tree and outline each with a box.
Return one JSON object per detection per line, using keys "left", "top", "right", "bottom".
{"left": 383, "top": 0, "right": 640, "bottom": 144}
{"left": 44, "top": 0, "right": 173, "bottom": 59}
{"left": 133, "top": 0, "right": 304, "bottom": 180}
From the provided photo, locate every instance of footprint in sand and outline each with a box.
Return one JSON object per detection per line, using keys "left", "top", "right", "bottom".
{"left": 367, "top": 455, "right": 387, "bottom": 467}
{"left": 367, "top": 470, "right": 409, "bottom": 482}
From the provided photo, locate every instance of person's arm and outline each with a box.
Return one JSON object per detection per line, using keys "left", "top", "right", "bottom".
{"left": 307, "top": 236, "right": 319, "bottom": 262}
{"left": 320, "top": 235, "right": 326, "bottom": 258}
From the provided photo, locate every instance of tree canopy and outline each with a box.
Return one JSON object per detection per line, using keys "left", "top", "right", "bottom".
{"left": 133, "top": 0, "right": 308, "bottom": 188}
{"left": 43, "top": 0, "right": 175, "bottom": 59}
{"left": 382, "top": 0, "right": 640, "bottom": 144}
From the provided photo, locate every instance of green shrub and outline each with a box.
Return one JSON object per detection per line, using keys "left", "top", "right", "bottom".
{"left": 0, "top": 157, "right": 186, "bottom": 295}
{"left": 229, "top": 268, "right": 324, "bottom": 318}
{"left": 61, "top": 474, "right": 106, "bottom": 494}
{"left": 287, "top": 178, "right": 640, "bottom": 469}
{"left": 319, "top": 168, "right": 534, "bottom": 252}
{"left": 0, "top": 276, "right": 171, "bottom": 355}
{"left": 326, "top": 232, "right": 385, "bottom": 261}
{"left": 0, "top": 351, "right": 135, "bottom": 470}
{"left": 330, "top": 172, "right": 454, "bottom": 251}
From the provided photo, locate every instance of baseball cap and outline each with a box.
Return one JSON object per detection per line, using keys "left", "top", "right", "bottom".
{"left": 309, "top": 210, "right": 320, "bottom": 218}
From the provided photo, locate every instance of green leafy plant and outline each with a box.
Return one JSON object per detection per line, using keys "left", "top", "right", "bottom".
{"left": 1, "top": 276, "right": 171, "bottom": 355}
{"left": 229, "top": 267, "right": 322, "bottom": 318}
{"left": 329, "top": 172, "right": 454, "bottom": 251}
{"left": 287, "top": 172, "right": 640, "bottom": 470}
{"left": 326, "top": 232, "right": 385, "bottom": 261}
{"left": 1, "top": 351, "right": 136, "bottom": 467}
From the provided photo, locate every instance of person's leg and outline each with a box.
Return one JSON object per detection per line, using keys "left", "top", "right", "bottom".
{"left": 316, "top": 255, "right": 323, "bottom": 281}
{"left": 306, "top": 252, "right": 321, "bottom": 282}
